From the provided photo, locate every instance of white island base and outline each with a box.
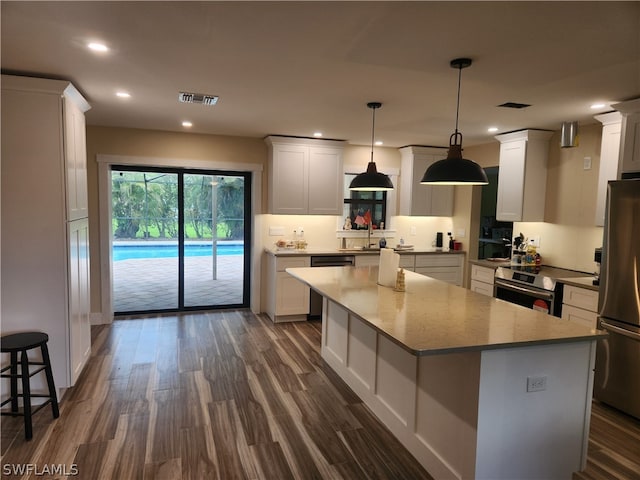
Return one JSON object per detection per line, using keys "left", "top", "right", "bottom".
{"left": 321, "top": 298, "right": 595, "bottom": 480}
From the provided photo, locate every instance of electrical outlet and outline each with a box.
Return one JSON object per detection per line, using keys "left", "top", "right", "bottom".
{"left": 269, "top": 226, "right": 285, "bottom": 236}
{"left": 457, "top": 228, "right": 466, "bottom": 238}
{"left": 529, "top": 236, "right": 541, "bottom": 247}
{"left": 583, "top": 156, "right": 592, "bottom": 170}
{"left": 410, "top": 226, "right": 417, "bottom": 236}
{"left": 527, "top": 375, "right": 547, "bottom": 392}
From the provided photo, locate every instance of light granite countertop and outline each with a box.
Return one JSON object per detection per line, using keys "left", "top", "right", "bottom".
{"left": 287, "top": 266, "right": 605, "bottom": 356}
{"left": 265, "top": 247, "right": 465, "bottom": 257}
{"left": 468, "top": 258, "right": 600, "bottom": 292}
{"left": 468, "top": 258, "right": 511, "bottom": 269}
{"left": 557, "top": 276, "right": 600, "bottom": 291}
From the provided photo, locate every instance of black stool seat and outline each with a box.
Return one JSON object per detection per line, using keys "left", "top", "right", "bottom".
{"left": 1, "top": 331, "right": 59, "bottom": 440}
{"left": 2, "top": 332, "right": 50, "bottom": 352}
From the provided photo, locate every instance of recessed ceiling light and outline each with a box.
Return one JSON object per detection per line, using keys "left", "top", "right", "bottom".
{"left": 488, "top": 127, "right": 499, "bottom": 133}
{"left": 182, "top": 121, "right": 193, "bottom": 128}
{"left": 313, "top": 132, "right": 323, "bottom": 137}
{"left": 375, "top": 140, "right": 383, "bottom": 146}
{"left": 116, "top": 92, "right": 130, "bottom": 98}
{"left": 88, "top": 42, "right": 108, "bottom": 52}
{"left": 590, "top": 103, "right": 607, "bottom": 110}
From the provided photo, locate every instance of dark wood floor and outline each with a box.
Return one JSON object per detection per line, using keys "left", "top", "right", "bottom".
{"left": 2, "top": 310, "right": 639, "bottom": 479}
{"left": 1, "top": 311, "right": 432, "bottom": 479}
{"left": 573, "top": 401, "right": 640, "bottom": 480}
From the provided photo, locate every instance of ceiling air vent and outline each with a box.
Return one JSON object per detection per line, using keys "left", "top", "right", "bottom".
{"left": 498, "top": 102, "right": 531, "bottom": 109}
{"left": 178, "top": 92, "right": 219, "bottom": 106}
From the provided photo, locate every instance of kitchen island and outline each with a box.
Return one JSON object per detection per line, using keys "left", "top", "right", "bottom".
{"left": 287, "top": 266, "right": 606, "bottom": 480}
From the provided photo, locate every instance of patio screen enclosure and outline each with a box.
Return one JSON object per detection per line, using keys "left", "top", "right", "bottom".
{"left": 111, "top": 166, "right": 251, "bottom": 314}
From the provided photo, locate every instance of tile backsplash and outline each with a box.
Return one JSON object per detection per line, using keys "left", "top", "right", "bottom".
{"left": 513, "top": 222, "right": 603, "bottom": 274}
{"left": 259, "top": 216, "right": 601, "bottom": 274}
{"left": 261, "top": 214, "right": 456, "bottom": 251}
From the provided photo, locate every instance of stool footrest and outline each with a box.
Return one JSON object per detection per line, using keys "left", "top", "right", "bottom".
{"left": 1, "top": 399, "right": 52, "bottom": 417}
{"left": 1, "top": 365, "right": 47, "bottom": 379}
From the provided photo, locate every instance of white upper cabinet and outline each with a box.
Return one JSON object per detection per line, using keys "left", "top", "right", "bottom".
{"left": 594, "top": 112, "right": 622, "bottom": 226}
{"left": 64, "top": 94, "right": 90, "bottom": 220}
{"left": 398, "top": 146, "right": 453, "bottom": 216}
{"left": 495, "top": 130, "right": 553, "bottom": 222}
{"left": 266, "top": 136, "right": 345, "bottom": 215}
{"left": 613, "top": 97, "right": 640, "bottom": 176}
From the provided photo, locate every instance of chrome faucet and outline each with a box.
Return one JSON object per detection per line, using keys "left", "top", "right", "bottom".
{"left": 366, "top": 224, "right": 377, "bottom": 249}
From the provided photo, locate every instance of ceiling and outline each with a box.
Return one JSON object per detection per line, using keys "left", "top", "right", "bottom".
{"left": 2, "top": 1, "right": 639, "bottom": 148}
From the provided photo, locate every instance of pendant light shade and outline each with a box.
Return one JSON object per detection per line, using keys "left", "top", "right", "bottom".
{"left": 421, "top": 58, "right": 488, "bottom": 186}
{"left": 349, "top": 102, "right": 394, "bottom": 191}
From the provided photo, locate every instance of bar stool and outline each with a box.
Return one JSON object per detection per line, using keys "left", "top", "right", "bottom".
{"left": 1, "top": 332, "right": 59, "bottom": 440}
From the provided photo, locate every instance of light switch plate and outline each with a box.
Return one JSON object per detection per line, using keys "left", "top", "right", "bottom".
{"left": 269, "top": 226, "right": 285, "bottom": 236}
{"left": 527, "top": 375, "right": 547, "bottom": 392}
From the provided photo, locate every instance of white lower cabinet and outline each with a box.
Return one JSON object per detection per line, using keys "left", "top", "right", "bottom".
{"left": 68, "top": 219, "right": 92, "bottom": 383}
{"left": 355, "top": 253, "right": 462, "bottom": 285}
{"left": 321, "top": 297, "right": 595, "bottom": 479}
{"left": 265, "top": 255, "right": 310, "bottom": 322}
{"left": 561, "top": 285, "right": 599, "bottom": 329}
{"left": 414, "top": 254, "right": 463, "bottom": 286}
{"left": 399, "top": 254, "right": 415, "bottom": 271}
{"left": 355, "top": 255, "right": 380, "bottom": 267}
{"left": 470, "top": 264, "right": 496, "bottom": 297}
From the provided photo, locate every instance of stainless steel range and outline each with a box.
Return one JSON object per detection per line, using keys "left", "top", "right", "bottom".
{"left": 494, "top": 265, "right": 588, "bottom": 317}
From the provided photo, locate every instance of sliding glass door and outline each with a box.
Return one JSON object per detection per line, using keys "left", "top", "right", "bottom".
{"left": 111, "top": 167, "right": 250, "bottom": 314}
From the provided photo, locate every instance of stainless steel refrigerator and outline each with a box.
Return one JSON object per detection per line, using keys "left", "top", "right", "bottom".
{"left": 594, "top": 179, "right": 640, "bottom": 419}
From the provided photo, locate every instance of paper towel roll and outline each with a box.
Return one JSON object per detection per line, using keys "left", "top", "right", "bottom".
{"left": 378, "top": 248, "right": 399, "bottom": 287}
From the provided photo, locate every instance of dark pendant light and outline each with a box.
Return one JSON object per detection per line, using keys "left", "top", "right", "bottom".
{"left": 421, "top": 58, "right": 488, "bottom": 185}
{"left": 349, "top": 102, "right": 394, "bottom": 191}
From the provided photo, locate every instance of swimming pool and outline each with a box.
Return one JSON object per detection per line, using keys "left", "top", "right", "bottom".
{"left": 113, "top": 243, "right": 244, "bottom": 261}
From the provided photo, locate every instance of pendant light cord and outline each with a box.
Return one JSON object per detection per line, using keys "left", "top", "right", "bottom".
{"left": 454, "top": 64, "right": 462, "bottom": 135}
{"left": 370, "top": 105, "right": 377, "bottom": 163}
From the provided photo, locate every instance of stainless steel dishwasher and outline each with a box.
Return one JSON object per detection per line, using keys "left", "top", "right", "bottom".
{"left": 309, "top": 255, "right": 355, "bottom": 318}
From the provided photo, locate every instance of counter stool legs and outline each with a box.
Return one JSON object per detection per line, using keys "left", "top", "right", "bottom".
{"left": 41, "top": 342, "right": 59, "bottom": 419}
{"left": 1, "top": 332, "right": 60, "bottom": 441}
{"left": 20, "top": 350, "right": 33, "bottom": 440}
{"left": 9, "top": 351, "right": 19, "bottom": 412}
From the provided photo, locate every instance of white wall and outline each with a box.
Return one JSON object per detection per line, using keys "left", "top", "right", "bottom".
{"left": 260, "top": 214, "right": 342, "bottom": 250}
{"left": 512, "top": 222, "right": 602, "bottom": 274}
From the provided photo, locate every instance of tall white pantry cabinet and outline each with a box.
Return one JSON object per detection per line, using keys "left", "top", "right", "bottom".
{"left": 1, "top": 75, "right": 91, "bottom": 395}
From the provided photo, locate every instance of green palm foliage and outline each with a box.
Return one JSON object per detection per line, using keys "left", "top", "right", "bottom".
{"left": 111, "top": 171, "right": 244, "bottom": 240}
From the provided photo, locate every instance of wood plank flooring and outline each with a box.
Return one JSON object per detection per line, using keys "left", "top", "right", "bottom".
{"left": 1, "top": 311, "right": 431, "bottom": 479}
{"left": 573, "top": 400, "right": 640, "bottom": 480}
{"left": 2, "top": 309, "right": 639, "bottom": 479}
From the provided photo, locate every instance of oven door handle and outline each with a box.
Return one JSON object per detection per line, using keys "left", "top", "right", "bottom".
{"left": 494, "top": 279, "right": 554, "bottom": 300}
